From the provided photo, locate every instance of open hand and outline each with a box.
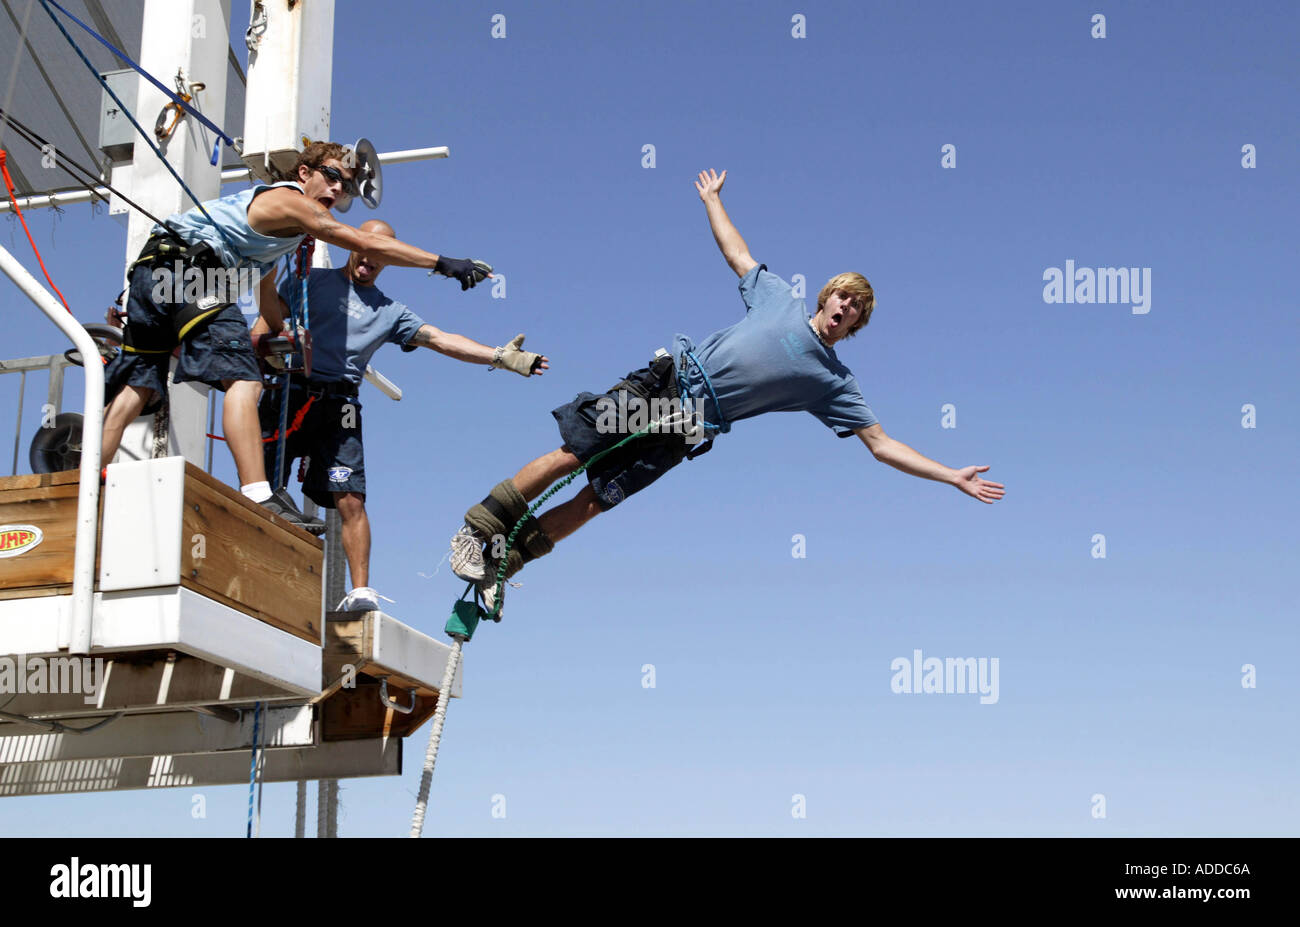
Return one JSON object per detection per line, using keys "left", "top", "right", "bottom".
{"left": 695, "top": 168, "right": 727, "bottom": 201}
{"left": 953, "top": 465, "right": 1005, "bottom": 504}
{"left": 493, "top": 333, "right": 549, "bottom": 376}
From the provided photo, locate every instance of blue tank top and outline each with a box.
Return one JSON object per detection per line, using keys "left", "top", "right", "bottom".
{"left": 153, "top": 180, "right": 307, "bottom": 272}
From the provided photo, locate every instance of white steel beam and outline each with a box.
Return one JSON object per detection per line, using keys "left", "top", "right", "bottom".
{"left": 0, "top": 705, "right": 314, "bottom": 764}
{"left": 0, "top": 245, "right": 103, "bottom": 657}
{"left": 0, "top": 737, "right": 399, "bottom": 797}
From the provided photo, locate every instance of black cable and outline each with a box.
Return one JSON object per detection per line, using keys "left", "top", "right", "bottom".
{"left": 0, "top": 103, "right": 180, "bottom": 235}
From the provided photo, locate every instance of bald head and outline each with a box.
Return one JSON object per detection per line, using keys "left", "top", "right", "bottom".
{"left": 360, "top": 219, "right": 395, "bottom": 237}
{"left": 347, "top": 219, "right": 395, "bottom": 287}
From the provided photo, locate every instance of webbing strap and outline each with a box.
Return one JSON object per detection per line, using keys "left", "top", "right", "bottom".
{"left": 38, "top": 0, "right": 238, "bottom": 251}
{"left": 41, "top": 0, "right": 236, "bottom": 161}
{"left": 0, "top": 150, "right": 70, "bottom": 311}
{"left": 261, "top": 393, "right": 316, "bottom": 445}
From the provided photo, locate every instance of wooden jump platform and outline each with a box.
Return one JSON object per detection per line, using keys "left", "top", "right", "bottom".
{"left": 0, "top": 457, "right": 461, "bottom": 795}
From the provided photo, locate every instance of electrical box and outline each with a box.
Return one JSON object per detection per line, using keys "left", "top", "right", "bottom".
{"left": 98, "top": 68, "right": 139, "bottom": 163}
{"left": 240, "top": 0, "right": 335, "bottom": 182}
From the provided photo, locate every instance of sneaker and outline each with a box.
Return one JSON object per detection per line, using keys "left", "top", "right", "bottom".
{"left": 260, "top": 487, "right": 326, "bottom": 534}
{"left": 478, "top": 576, "right": 504, "bottom": 619}
{"left": 478, "top": 575, "right": 519, "bottom": 621}
{"left": 450, "top": 525, "right": 487, "bottom": 582}
{"left": 335, "top": 586, "right": 393, "bottom": 613}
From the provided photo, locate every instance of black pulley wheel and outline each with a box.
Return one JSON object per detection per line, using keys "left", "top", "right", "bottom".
{"left": 29, "top": 412, "right": 84, "bottom": 474}
{"left": 64, "top": 323, "right": 123, "bottom": 367}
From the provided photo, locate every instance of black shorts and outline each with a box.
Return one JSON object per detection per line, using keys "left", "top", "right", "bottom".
{"left": 259, "top": 383, "right": 365, "bottom": 508}
{"left": 551, "top": 356, "right": 696, "bottom": 511}
{"left": 102, "top": 262, "right": 260, "bottom": 408}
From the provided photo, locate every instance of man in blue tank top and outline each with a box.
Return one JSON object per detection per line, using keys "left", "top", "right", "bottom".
{"left": 254, "top": 219, "right": 549, "bottom": 612}
{"left": 448, "top": 170, "right": 1007, "bottom": 616}
{"left": 100, "top": 141, "right": 494, "bottom": 530}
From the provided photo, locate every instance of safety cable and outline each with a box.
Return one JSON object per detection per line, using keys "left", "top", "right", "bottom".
{"left": 0, "top": 104, "right": 180, "bottom": 236}
{"left": 38, "top": 0, "right": 238, "bottom": 252}
{"left": 40, "top": 0, "right": 238, "bottom": 162}
{"left": 413, "top": 403, "right": 720, "bottom": 835}
{"left": 485, "top": 408, "right": 716, "bottom": 620}
{"left": 245, "top": 700, "right": 263, "bottom": 838}
{"left": 0, "top": 149, "right": 70, "bottom": 310}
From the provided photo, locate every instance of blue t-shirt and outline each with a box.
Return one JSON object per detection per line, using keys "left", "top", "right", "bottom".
{"left": 158, "top": 181, "right": 306, "bottom": 274}
{"left": 672, "top": 264, "right": 878, "bottom": 437}
{"left": 278, "top": 267, "right": 426, "bottom": 384}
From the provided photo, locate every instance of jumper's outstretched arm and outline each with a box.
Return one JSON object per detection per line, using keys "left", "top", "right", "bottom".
{"left": 856, "top": 424, "right": 1006, "bottom": 504}
{"left": 696, "top": 169, "right": 758, "bottom": 279}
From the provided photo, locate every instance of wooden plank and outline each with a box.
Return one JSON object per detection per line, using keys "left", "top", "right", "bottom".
{"left": 0, "top": 584, "right": 70, "bottom": 601}
{"left": 1, "top": 459, "right": 322, "bottom": 648}
{"left": 320, "top": 616, "right": 441, "bottom": 739}
{"left": 181, "top": 470, "right": 322, "bottom": 645}
{"left": 184, "top": 463, "right": 320, "bottom": 546}
{"left": 0, "top": 486, "right": 102, "bottom": 592}
{"left": 0, "top": 470, "right": 80, "bottom": 493}
{"left": 178, "top": 576, "right": 318, "bottom": 644}
{"left": 320, "top": 677, "right": 440, "bottom": 742}
{"left": 321, "top": 614, "right": 371, "bottom": 683}
{"left": 0, "top": 483, "right": 78, "bottom": 505}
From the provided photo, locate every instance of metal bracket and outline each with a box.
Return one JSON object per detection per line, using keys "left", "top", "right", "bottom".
{"left": 378, "top": 678, "right": 416, "bottom": 715}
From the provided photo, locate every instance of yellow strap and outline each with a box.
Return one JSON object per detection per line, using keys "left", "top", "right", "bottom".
{"left": 121, "top": 343, "right": 172, "bottom": 355}
{"left": 175, "top": 305, "right": 222, "bottom": 342}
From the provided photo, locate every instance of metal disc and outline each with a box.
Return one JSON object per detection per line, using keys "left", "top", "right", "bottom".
{"left": 30, "top": 412, "right": 84, "bottom": 474}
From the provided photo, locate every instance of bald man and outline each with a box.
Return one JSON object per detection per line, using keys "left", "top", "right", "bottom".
{"left": 254, "top": 219, "right": 549, "bottom": 612}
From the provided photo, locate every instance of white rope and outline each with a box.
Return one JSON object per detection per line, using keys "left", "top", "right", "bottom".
{"left": 316, "top": 779, "right": 329, "bottom": 837}
{"left": 409, "top": 637, "right": 463, "bottom": 838}
{"left": 151, "top": 394, "right": 169, "bottom": 458}
{"left": 326, "top": 780, "right": 338, "bottom": 837}
{"left": 294, "top": 780, "right": 306, "bottom": 838}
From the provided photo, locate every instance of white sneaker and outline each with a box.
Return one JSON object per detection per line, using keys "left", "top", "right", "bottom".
{"left": 335, "top": 586, "right": 393, "bottom": 613}
{"left": 450, "top": 525, "right": 487, "bottom": 582}
{"left": 478, "top": 575, "right": 519, "bottom": 620}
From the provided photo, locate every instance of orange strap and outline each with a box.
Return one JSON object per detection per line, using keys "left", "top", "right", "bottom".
{"left": 261, "top": 391, "right": 316, "bottom": 444}
{"left": 0, "top": 150, "right": 71, "bottom": 312}
{"left": 208, "top": 393, "right": 317, "bottom": 445}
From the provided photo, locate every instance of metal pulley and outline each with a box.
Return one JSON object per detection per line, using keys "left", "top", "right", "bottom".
{"left": 336, "top": 137, "right": 382, "bottom": 212}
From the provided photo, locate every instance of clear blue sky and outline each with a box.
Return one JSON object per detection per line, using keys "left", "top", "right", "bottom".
{"left": 2, "top": 0, "right": 1297, "bottom": 836}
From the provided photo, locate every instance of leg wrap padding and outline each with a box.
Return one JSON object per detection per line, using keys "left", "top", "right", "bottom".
{"left": 484, "top": 518, "right": 554, "bottom": 582}
{"left": 517, "top": 516, "right": 555, "bottom": 564}
{"left": 465, "top": 478, "right": 528, "bottom": 541}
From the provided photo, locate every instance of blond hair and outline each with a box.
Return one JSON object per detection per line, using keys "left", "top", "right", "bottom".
{"left": 815, "top": 272, "right": 875, "bottom": 338}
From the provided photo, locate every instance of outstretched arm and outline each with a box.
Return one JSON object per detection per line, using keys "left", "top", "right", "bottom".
{"left": 696, "top": 169, "right": 757, "bottom": 278}
{"left": 406, "top": 324, "right": 549, "bottom": 375}
{"left": 247, "top": 188, "right": 491, "bottom": 289}
{"left": 855, "top": 424, "right": 1006, "bottom": 504}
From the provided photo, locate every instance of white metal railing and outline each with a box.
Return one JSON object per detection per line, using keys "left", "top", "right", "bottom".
{"left": 0, "top": 352, "right": 72, "bottom": 476}
{"left": 0, "top": 243, "right": 102, "bottom": 656}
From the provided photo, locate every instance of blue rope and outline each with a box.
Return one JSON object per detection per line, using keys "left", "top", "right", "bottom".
{"left": 41, "top": 0, "right": 236, "bottom": 162}
{"left": 272, "top": 367, "right": 291, "bottom": 490}
{"left": 271, "top": 244, "right": 313, "bottom": 489}
{"left": 246, "top": 701, "right": 263, "bottom": 838}
{"left": 677, "top": 349, "right": 729, "bottom": 434}
{"left": 38, "top": 0, "right": 238, "bottom": 251}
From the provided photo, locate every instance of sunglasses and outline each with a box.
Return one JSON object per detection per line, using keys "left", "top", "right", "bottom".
{"left": 315, "top": 164, "right": 358, "bottom": 198}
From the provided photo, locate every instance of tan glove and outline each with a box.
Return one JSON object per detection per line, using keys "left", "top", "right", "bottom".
{"left": 491, "top": 333, "right": 542, "bottom": 376}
